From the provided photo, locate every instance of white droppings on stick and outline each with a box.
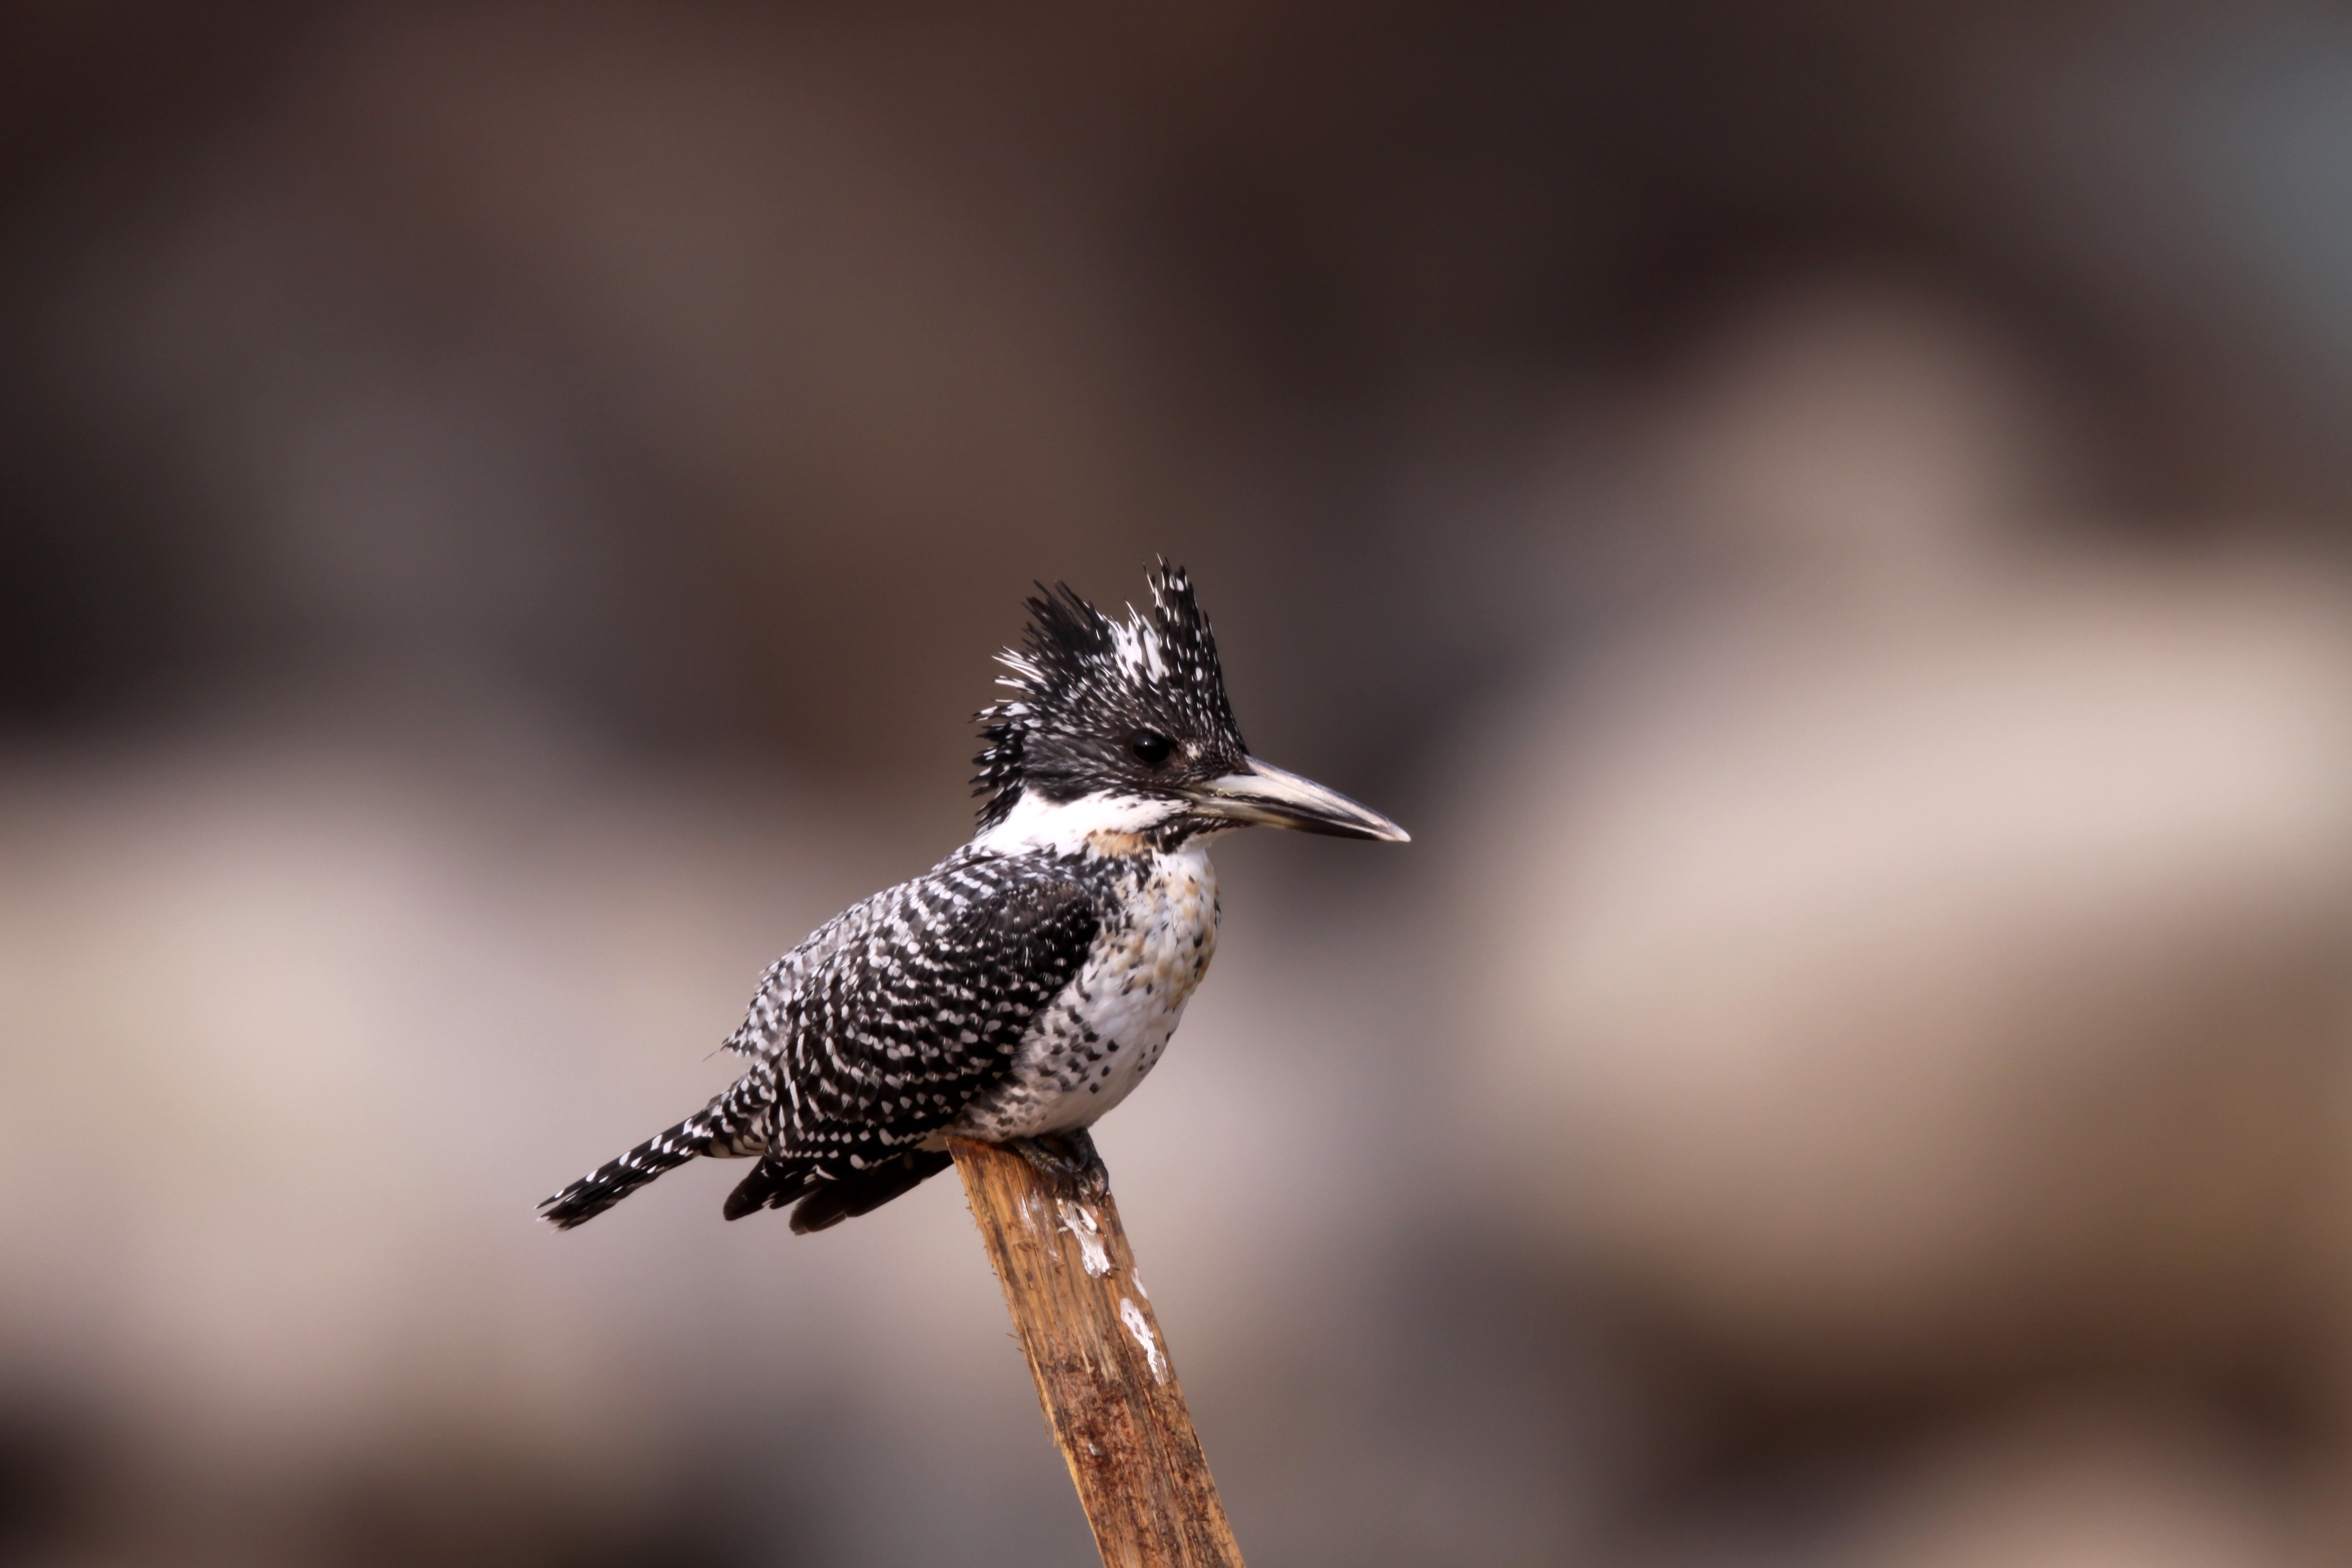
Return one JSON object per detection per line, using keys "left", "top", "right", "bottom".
{"left": 1058, "top": 1198, "right": 1112, "bottom": 1276}
{"left": 1129, "top": 1268, "right": 1148, "bottom": 1300}
{"left": 1120, "top": 1297, "right": 1168, "bottom": 1384}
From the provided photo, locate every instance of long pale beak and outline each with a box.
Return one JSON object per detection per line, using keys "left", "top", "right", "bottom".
{"left": 1188, "top": 756, "right": 1411, "bottom": 842}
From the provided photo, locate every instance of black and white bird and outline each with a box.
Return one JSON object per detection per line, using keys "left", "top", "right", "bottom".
{"left": 541, "top": 563, "right": 1407, "bottom": 1234}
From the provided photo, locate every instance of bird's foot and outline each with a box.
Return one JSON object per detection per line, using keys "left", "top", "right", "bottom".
{"left": 1010, "top": 1130, "right": 1110, "bottom": 1203}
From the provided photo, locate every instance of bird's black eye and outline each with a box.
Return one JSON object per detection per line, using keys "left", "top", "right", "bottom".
{"left": 1129, "top": 731, "right": 1173, "bottom": 767}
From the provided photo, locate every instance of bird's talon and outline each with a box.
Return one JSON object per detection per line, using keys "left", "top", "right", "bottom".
{"left": 1066, "top": 1128, "right": 1112, "bottom": 1202}
{"left": 1011, "top": 1132, "right": 1110, "bottom": 1201}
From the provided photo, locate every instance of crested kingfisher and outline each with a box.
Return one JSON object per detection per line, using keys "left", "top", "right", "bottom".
{"left": 541, "top": 563, "right": 1408, "bottom": 1234}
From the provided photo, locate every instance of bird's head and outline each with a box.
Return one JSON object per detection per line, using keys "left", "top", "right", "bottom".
{"left": 972, "top": 562, "right": 1408, "bottom": 854}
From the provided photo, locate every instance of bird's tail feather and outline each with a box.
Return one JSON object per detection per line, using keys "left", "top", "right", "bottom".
{"left": 540, "top": 1112, "right": 715, "bottom": 1229}
{"left": 724, "top": 1148, "right": 954, "bottom": 1231}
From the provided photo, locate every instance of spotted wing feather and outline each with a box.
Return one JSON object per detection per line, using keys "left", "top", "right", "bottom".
{"left": 543, "top": 851, "right": 1105, "bottom": 1231}
{"left": 729, "top": 862, "right": 1103, "bottom": 1228}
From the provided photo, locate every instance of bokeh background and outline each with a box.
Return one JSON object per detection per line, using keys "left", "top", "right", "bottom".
{"left": 7, "top": 3, "right": 2352, "bottom": 1565}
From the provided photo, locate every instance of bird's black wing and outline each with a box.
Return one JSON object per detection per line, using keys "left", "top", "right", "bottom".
{"left": 724, "top": 857, "right": 1102, "bottom": 1228}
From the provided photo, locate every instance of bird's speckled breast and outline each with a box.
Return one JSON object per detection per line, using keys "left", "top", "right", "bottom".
{"left": 948, "top": 844, "right": 1220, "bottom": 1140}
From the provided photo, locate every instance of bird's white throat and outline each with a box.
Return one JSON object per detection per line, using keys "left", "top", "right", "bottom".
{"left": 973, "top": 789, "right": 1190, "bottom": 857}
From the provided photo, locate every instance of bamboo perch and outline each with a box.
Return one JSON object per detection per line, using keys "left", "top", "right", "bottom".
{"left": 949, "top": 1136, "right": 1246, "bottom": 1568}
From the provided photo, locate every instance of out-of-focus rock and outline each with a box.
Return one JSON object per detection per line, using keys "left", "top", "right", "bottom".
{"left": 1454, "top": 285, "right": 2352, "bottom": 1394}
{"left": 1629, "top": 1401, "right": 2320, "bottom": 1568}
{"left": 1833, "top": 1403, "right": 2317, "bottom": 1568}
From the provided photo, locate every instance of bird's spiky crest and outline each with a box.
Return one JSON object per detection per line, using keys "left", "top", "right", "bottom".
{"left": 973, "top": 561, "right": 1241, "bottom": 829}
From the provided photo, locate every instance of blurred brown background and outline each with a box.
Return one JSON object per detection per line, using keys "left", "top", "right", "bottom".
{"left": 6, "top": 3, "right": 2352, "bottom": 1565}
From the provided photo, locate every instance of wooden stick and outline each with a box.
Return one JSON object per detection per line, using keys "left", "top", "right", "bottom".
{"left": 949, "top": 1136, "right": 1246, "bottom": 1568}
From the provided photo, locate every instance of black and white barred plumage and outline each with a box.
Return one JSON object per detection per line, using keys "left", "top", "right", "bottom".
{"left": 541, "top": 563, "right": 1406, "bottom": 1234}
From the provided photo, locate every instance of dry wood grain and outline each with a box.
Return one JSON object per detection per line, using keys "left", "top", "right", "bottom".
{"left": 949, "top": 1136, "right": 1246, "bottom": 1568}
